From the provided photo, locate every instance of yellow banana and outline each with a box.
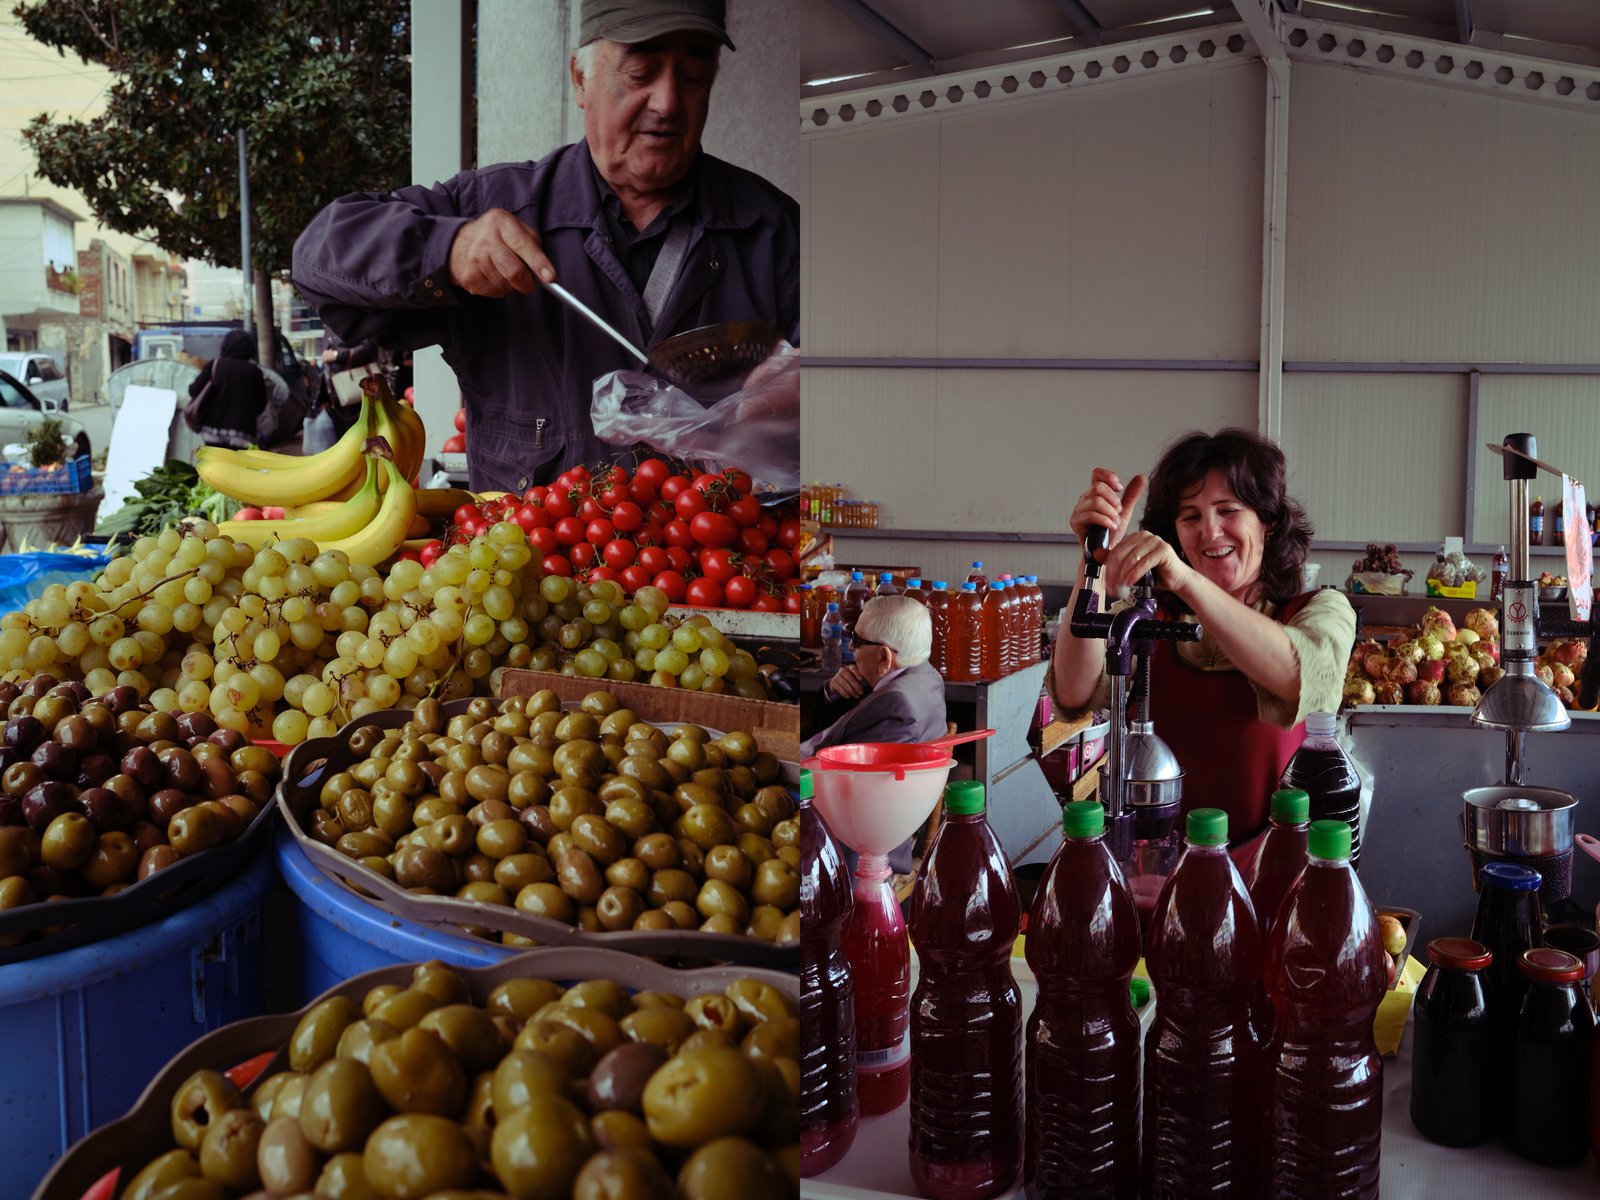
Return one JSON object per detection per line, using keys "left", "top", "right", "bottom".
{"left": 392, "top": 400, "right": 428, "bottom": 479}
{"left": 217, "top": 459, "right": 382, "bottom": 548}
{"left": 372, "top": 400, "right": 416, "bottom": 482}
{"left": 198, "top": 397, "right": 374, "bottom": 505}
{"left": 287, "top": 497, "right": 429, "bottom": 537}
{"left": 318, "top": 458, "right": 418, "bottom": 566}
{"left": 415, "top": 488, "right": 477, "bottom": 519}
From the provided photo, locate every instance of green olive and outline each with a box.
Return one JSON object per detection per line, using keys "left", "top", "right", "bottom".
{"left": 370, "top": 987, "right": 444, "bottom": 1030}
{"left": 743, "top": 1016, "right": 801, "bottom": 1062}
{"left": 597, "top": 885, "right": 646, "bottom": 931}
{"left": 621, "top": 1005, "right": 697, "bottom": 1054}
{"left": 642, "top": 1048, "right": 763, "bottom": 1147}
{"left": 516, "top": 881, "right": 574, "bottom": 924}
{"left": 369, "top": 1026, "right": 468, "bottom": 1115}
{"left": 170, "top": 1069, "right": 244, "bottom": 1151}
{"left": 495, "top": 852, "right": 555, "bottom": 893}
{"left": 490, "top": 1049, "right": 571, "bottom": 1120}
{"left": 316, "top": 1150, "right": 379, "bottom": 1200}
{"left": 490, "top": 1095, "right": 596, "bottom": 1200}
{"left": 197, "top": 1106, "right": 264, "bottom": 1192}
{"left": 335, "top": 1017, "right": 401, "bottom": 1065}
{"left": 40, "top": 811, "right": 95, "bottom": 871}
{"left": 362, "top": 1113, "right": 478, "bottom": 1199}
{"left": 574, "top": 1147, "right": 675, "bottom": 1200}
{"left": 514, "top": 1019, "right": 598, "bottom": 1076}
{"left": 726, "top": 979, "right": 796, "bottom": 1024}
{"left": 476, "top": 818, "right": 526, "bottom": 859}
{"left": 122, "top": 1149, "right": 202, "bottom": 1200}
{"left": 677, "top": 1135, "right": 790, "bottom": 1200}
{"left": 677, "top": 803, "right": 737, "bottom": 852}
{"left": 299, "top": 1056, "right": 384, "bottom": 1154}
{"left": 423, "top": 812, "right": 476, "bottom": 856}
{"left": 696, "top": 879, "right": 750, "bottom": 926}
{"left": 169, "top": 805, "right": 226, "bottom": 856}
{"left": 290, "top": 994, "right": 362, "bottom": 1073}
{"left": 634, "top": 833, "right": 680, "bottom": 870}
{"left": 419, "top": 1002, "right": 506, "bottom": 1073}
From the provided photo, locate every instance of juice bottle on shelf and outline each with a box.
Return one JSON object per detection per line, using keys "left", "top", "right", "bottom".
{"left": 801, "top": 482, "right": 812, "bottom": 524}
{"left": 909, "top": 781, "right": 1022, "bottom": 1199}
{"left": 1491, "top": 546, "right": 1508, "bottom": 602}
{"left": 1243, "top": 787, "right": 1310, "bottom": 946}
{"left": 1279, "top": 711, "right": 1363, "bottom": 869}
{"left": 842, "top": 845, "right": 912, "bottom": 1116}
{"left": 1026, "top": 577, "right": 1045, "bottom": 665}
{"left": 1553, "top": 500, "right": 1565, "bottom": 548}
{"left": 799, "top": 584, "right": 823, "bottom": 649}
{"left": 820, "top": 602, "right": 845, "bottom": 673}
{"left": 978, "top": 579, "right": 1007, "bottom": 681}
{"left": 966, "top": 560, "right": 989, "bottom": 594}
{"left": 1265, "top": 819, "right": 1387, "bottom": 1198}
{"left": 800, "top": 769, "right": 859, "bottom": 1176}
{"left": 1024, "top": 800, "right": 1142, "bottom": 1200}
{"left": 1010, "top": 575, "right": 1038, "bottom": 667}
{"left": 1510, "top": 948, "right": 1595, "bottom": 1167}
{"left": 946, "top": 583, "right": 983, "bottom": 683}
{"left": 1409, "top": 937, "right": 1495, "bottom": 1148}
{"left": 841, "top": 570, "right": 871, "bottom": 635}
{"left": 875, "top": 571, "right": 901, "bottom": 597}
{"left": 904, "top": 578, "right": 927, "bottom": 606}
{"left": 1530, "top": 495, "right": 1544, "bottom": 546}
{"left": 1143, "top": 808, "right": 1266, "bottom": 1199}
{"left": 928, "top": 582, "right": 951, "bottom": 677}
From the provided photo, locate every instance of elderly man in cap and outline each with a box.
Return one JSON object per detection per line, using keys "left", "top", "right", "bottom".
{"left": 292, "top": 0, "right": 798, "bottom": 492}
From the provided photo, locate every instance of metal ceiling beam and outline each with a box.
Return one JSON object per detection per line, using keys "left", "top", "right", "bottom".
{"left": 820, "top": 0, "right": 936, "bottom": 77}
{"left": 1049, "top": 0, "right": 1104, "bottom": 46}
{"left": 1455, "top": 0, "right": 1474, "bottom": 45}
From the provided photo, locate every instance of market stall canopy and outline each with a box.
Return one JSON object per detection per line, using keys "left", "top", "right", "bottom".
{"left": 801, "top": 0, "right": 1600, "bottom": 98}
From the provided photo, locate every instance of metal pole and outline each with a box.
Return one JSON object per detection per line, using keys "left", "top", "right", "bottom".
{"left": 238, "top": 128, "right": 252, "bottom": 333}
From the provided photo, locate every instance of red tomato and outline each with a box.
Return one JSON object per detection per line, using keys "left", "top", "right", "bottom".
{"left": 442, "top": 433, "right": 466, "bottom": 452}
{"left": 419, "top": 540, "right": 445, "bottom": 568}
{"left": 723, "top": 575, "right": 758, "bottom": 608}
{"left": 650, "top": 499, "right": 676, "bottom": 525}
{"left": 512, "top": 503, "right": 547, "bottom": 533}
{"left": 776, "top": 518, "right": 801, "bottom": 550}
{"left": 637, "top": 520, "right": 664, "bottom": 545}
{"left": 758, "top": 514, "right": 778, "bottom": 538}
{"left": 750, "top": 592, "right": 781, "bottom": 612}
{"left": 529, "top": 526, "right": 559, "bottom": 555}
{"left": 569, "top": 542, "right": 596, "bottom": 569}
{"left": 453, "top": 503, "right": 480, "bottom": 528}
{"left": 600, "top": 464, "right": 629, "bottom": 488}
{"left": 724, "top": 468, "right": 753, "bottom": 495}
{"left": 659, "top": 475, "right": 690, "bottom": 504}
{"left": 578, "top": 496, "right": 605, "bottom": 523}
{"left": 736, "top": 528, "right": 769, "bottom": 557}
{"left": 599, "top": 483, "right": 629, "bottom": 510}
{"left": 542, "top": 555, "right": 573, "bottom": 577}
{"left": 699, "top": 548, "right": 739, "bottom": 583}
{"left": 602, "top": 539, "right": 636, "bottom": 570}
{"left": 588, "top": 565, "right": 621, "bottom": 584}
{"left": 725, "top": 496, "right": 761, "bottom": 528}
{"left": 586, "top": 519, "right": 615, "bottom": 546}
{"left": 543, "top": 489, "right": 573, "bottom": 519}
{"left": 457, "top": 515, "right": 484, "bottom": 540}
{"left": 762, "top": 548, "right": 796, "bottom": 582}
{"left": 397, "top": 549, "right": 423, "bottom": 563}
{"left": 454, "top": 408, "right": 467, "bottom": 433}
{"left": 673, "top": 488, "right": 709, "bottom": 520}
{"left": 627, "top": 476, "right": 658, "bottom": 505}
{"left": 652, "top": 570, "right": 687, "bottom": 602}
{"left": 685, "top": 577, "right": 726, "bottom": 608}
{"left": 664, "top": 519, "right": 696, "bottom": 549}
{"left": 781, "top": 591, "right": 803, "bottom": 613}
{"left": 637, "top": 545, "right": 669, "bottom": 574}
{"left": 689, "top": 511, "right": 738, "bottom": 549}
{"left": 635, "top": 458, "right": 672, "bottom": 487}
{"left": 620, "top": 564, "right": 652, "bottom": 593}
{"left": 610, "top": 501, "right": 643, "bottom": 533}
{"left": 665, "top": 545, "right": 693, "bottom": 572}
{"left": 521, "top": 484, "right": 547, "bottom": 504}
{"left": 555, "top": 516, "right": 586, "bottom": 547}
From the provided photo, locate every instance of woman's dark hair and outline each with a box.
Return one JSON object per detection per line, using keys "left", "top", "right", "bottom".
{"left": 1140, "top": 427, "right": 1313, "bottom": 606}
{"left": 220, "top": 329, "right": 257, "bottom": 361}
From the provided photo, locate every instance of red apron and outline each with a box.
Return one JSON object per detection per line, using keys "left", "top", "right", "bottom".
{"left": 1144, "top": 592, "right": 1314, "bottom": 860}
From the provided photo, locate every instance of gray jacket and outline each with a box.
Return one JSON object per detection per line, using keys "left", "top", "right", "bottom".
{"left": 292, "top": 141, "right": 799, "bottom": 491}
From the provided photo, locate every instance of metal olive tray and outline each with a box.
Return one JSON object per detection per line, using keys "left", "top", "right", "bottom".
{"left": 33, "top": 946, "right": 797, "bottom": 1200}
{"left": 0, "top": 793, "right": 278, "bottom": 966}
{"left": 276, "top": 698, "right": 800, "bottom": 969}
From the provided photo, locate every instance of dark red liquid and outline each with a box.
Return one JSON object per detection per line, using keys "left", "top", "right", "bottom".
{"left": 1265, "top": 856, "right": 1386, "bottom": 1197}
{"left": 1143, "top": 842, "right": 1266, "bottom": 1198}
{"left": 842, "top": 855, "right": 910, "bottom": 1114}
{"left": 909, "top": 811, "right": 1022, "bottom": 1199}
{"left": 1024, "top": 831, "right": 1142, "bottom": 1199}
{"left": 1511, "top": 978, "right": 1594, "bottom": 1167}
{"left": 1243, "top": 817, "right": 1308, "bottom": 946}
{"left": 800, "top": 801, "right": 859, "bottom": 1176}
{"left": 1280, "top": 744, "right": 1362, "bottom": 869}
{"left": 1410, "top": 960, "right": 1493, "bottom": 1147}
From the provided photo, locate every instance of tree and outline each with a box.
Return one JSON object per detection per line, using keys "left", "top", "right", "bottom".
{"left": 17, "top": 1, "right": 411, "bottom": 351}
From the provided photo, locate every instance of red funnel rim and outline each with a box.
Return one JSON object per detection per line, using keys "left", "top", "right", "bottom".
{"left": 810, "top": 742, "right": 958, "bottom": 771}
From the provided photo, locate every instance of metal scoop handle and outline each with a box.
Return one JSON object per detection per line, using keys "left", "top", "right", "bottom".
{"left": 546, "top": 282, "right": 650, "bottom": 367}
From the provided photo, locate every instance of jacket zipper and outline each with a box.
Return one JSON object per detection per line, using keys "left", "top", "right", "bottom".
{"left": 535, "top": 417, "right": 546, "bottom": 449}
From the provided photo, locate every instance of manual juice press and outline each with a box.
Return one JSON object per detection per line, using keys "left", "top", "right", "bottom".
{"left": 1069, "top": 525, "right": 1203, "bottom": 925}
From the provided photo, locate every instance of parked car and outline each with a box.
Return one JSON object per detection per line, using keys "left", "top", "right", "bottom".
{"left": 0, "top": 369, "right": 91, "bottom": 461}
{"left": 0, "top": 352, "right": 69, "bottom": 411}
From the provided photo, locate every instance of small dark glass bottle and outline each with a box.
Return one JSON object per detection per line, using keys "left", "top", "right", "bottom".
{"left": 1510, "top": 948, "right": 1594, "bottom": 1167}
{"left": 1470, "top": 862, "right": 1543, "bottom": 1016}
{"left": 1410, "top": 937, "right": 1495, "bottom": 1147}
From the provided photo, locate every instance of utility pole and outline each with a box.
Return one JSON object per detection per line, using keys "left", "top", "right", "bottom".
{"left": 238, "top": 127, "right": 253, "bottom": 337}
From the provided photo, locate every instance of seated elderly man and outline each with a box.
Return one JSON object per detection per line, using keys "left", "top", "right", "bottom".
{"left": 803, "top": 595, "right": 947, "bottom": 875}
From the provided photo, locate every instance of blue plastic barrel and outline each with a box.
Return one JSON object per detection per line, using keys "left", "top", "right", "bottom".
{"left": 6, "top": 848, "right": 275, "bottom": 1198}
{"left": 274, "top": 826, "right": 513, "bottom": 1002}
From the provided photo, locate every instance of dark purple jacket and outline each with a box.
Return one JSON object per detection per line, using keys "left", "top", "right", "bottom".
{"left": 291, "top": 141, "right": 799, "bottom": 491}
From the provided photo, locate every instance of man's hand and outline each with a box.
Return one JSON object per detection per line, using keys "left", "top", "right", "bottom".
{"left": 826, "top": 664, "right": 868, "bottom": 701}
{"left": 321, "top": 348, "right": 338, "bottom": 364}
{"left": 447, "top": 209, "right": 558, "bottom": 298}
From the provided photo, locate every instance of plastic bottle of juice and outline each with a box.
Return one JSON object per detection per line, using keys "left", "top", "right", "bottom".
{"left": 1265, "top": 819, "right": 1387, "bottom": 1198}
{"left": 978, "top": 579, "right": 1008, "bottom": 680}
{"left": 843, "top": 838, "right": 912, "bottom": 1115}
{"left": 905, "top": 578, "right": 927, "bottom": 606}
{"left": 820, "top": 602, "right": 845, "bottom": 674}
{"left": 1243, "top": 788, "right": 1311, "bottom": 946}
{"left": 1026, "top": 576, "right": 1046, "bottom": 664}
{"left": 1279, "top": 711, "right": 1363, "bottom": 869}
{"left": 841, "top": 570, "right": 871, "bottom": 634}
{"left": 799, "top": 583, "right": 823, "bottom": 649}
{"left": 1025, "top": 800, "right": 1142, "bottom": 1199}
{"left": 1011, "top": 576, "right": 1039, "bottom": 667}
{"left": 998, "top": 578, "right": 1020, "bottom": 675}
{"left": 909, "top": 781, "right": 1022, "bottom": 1199}
{"left": 1530, "top": 495, "right": 1544, "bottom": 546}
{"left": 946, "top": 583, "right": 983, "bottom": 683}
{"left": 1143, "top": 808, "right": 1266, "bottom": 1198}
{"left": 800, "top": 769, "right": 859, "bottom": 1177}
{"left": 927, "top": 583, "right": 951, "bottom": 677}
{"left": 875, "top": 571, "right": 901, "bottom": 597}
{"left": 966, "top": 560, "right": 990, "bottom": 594}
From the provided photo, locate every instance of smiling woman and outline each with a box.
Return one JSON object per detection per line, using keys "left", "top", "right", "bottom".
{"left": 1049, "top": 427, "right": 1356, "bottom": 851}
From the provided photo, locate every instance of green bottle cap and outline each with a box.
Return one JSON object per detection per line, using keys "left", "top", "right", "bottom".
{"left": 1187, "top": 808, "right": 1228, "bottom": 846}
{"left": 1061, "top": 800, "right": 1104, "bottom": 839}
{"left": 1308, "top": 819, "right": 1352, "bottom": 860}
{"left": 798, "top": 768, "right": 812, "bottom": 800}
{"left": 1129, "top": 977, "right": 1151, "bottom": 1008}
{"left": 1271, "top": 789, "right": 1310, "bottom": 823}
{"left": 944, "top": 780, "right": 986, "bottom": 815}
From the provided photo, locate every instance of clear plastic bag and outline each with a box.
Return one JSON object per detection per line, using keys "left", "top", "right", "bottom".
{"left": 590, "top": 343, "right": 798, "bottom": 491}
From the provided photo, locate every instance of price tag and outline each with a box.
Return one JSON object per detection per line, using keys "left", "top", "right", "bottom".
{"left": 1443, "top": 536, "right": 1464, "bottom": 558}
{"left": 1563, "top": 475, "right": 1591, "bottom": 622}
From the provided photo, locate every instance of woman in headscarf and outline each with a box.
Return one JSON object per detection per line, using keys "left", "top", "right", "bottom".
{"left": 188, "top": 330, "right": 268, "bottom": 448}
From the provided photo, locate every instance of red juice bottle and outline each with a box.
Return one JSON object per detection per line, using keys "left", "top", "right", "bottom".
{"left": 1243, "top": 788, "right": 1310, "bottom": 947}
{"left": 909, "top": 781, "right": 1023, "bottom": 1199}
{"left": 1143, "top": 808, "right": 1266, "bottom": 1199}
{"left": 946, "top": 584, "right": 983, "bottom": 683}
{"left": 1265, "top": 820, "right": 1387, "bottom": 1198}
{"left": 800, "top": 770, "right": 859, "bottom": 1176}
{"left": 927, "top": 583, "right": 951, "bottom": 677}
{"left": 1024, "top": 799, "right": 1142, "bottom": 1199}
{"left": 842, "top": 847, "right": 910, "bottom": 1114}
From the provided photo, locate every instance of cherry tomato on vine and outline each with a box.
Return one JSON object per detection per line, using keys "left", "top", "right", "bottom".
{"left": 620, "top": 564, "right": 652, "bottom": 593}
{"left": 634, "top": 458, "right": 672, "bottom": 489}
{"left": 659, "top": 475, "right": 690, "bottom": 505}
{"left": 724, "top": 575, "right": 758, "bottom": 608}
{"left": 776, "top": 519, "right": 802, "bottom": 550}
{"left": 555, "top": 516, "right": 586, "bottom": 546}
{"left": 750, "top": 592, "right": 781, "bottom": 612}
{"left": 674, "top": 489, "right": 709, "bottom": 521}
{"left": 685, "top": 577, "right": 726, "bottom": 608}
{"left": 586, "top": 519, "right": 615, "bottom": 546}
{"left": 763, "top": 548, "right": 796, "bottom": 582}
{"left": 610, "top": 501, "right": 643, "bottom": 533}
{"left": 627, "top": 476, "right": 658, "bottom": 505}
{"left": 589, "top": 565, "right": 621, "bottom": 584}
{"left": 652, "top": 571, "right": 688, "bottom": 602}
{"left": 699, "top": 548, "right": 740, "bottom": 584}
{"left": 736, "top": 528, "right": 769, "bottom": 557}
{"left": 419, "top": 540, "right": 445, "bottom": 568}
{"left": 665, "top": 545, "right": 693, "bottom": 572}
{"left": 725, "top": 496, "right": 761, "bottom": 528}
{"left": 602, "top": 539, "right": 636, "bottom": 570}
{"left": 664, "top": 519, "right": 696, "bottom": 549}
{"left": 543, "top": 555, "right": 573, "bottom": 577}
{"left": 689, "top": 511, "right": 738, "bottom": 549}
{"left": 569, "top": 542, "right": 596, "bottom": 569}
{"left": 781, "top": 590, "right": 803, "bottom": 614}
{"left": 543, "top": 489, "right": 573, "bottom": 519}
{"left": 637, "top": 545, "right": 669, "bottom": 575}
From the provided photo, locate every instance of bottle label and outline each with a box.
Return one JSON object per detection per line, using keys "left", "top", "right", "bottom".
{"left": 857, "top": 1032, "right": 910, "bottom": 1072}
{"left": 1531, "top": 517, "right": 1543, "bottom": 533}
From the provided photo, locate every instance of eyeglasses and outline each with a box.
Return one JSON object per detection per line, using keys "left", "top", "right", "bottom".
{"left": 851, "top": 634, "right": 885, "bottom": 650}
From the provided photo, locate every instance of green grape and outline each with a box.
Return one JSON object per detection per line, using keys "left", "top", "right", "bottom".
{"left": 592, "top": 638, "right": 623, "bottom": 663}
{"left": 257, "top": 575, "right": 288, "bottom": 603}
{"left": 432, "top": 585, "right": 467, "bottom": 616}
{"left": 497, "top": 543, "right": 533, "bottom": 571}
{"left": 353, "top": 638, "right": 384, "bottom": 670}
{"left": 215, "top": 706, "right": 250, "bottom": 734}
{"left": 282, "top": 673, "right": 315, "bottom": 710}
{"left": 530, "top": 646, "right": 561, "bottom": 672}
{"left": 280, "top": 595, "right": 309, "bottom": 623}
{"left": 606, "top": 659, "right": 638, "bottom": 683}
{"left": 366, "top": 673, "right": 402, "bottom": 707}
{"left": 290, "top": 620, "right": 324, "bottom": 652}
{"left": 311, "top": 551, "right": 352, "bottom": 588}
{"left": 249, "top": 662, "right": 285, "bottom": 704}
{"left": 201, "top": 597, "right": 231, "bottom": 630}
{"left": 728, "top": 650, "right": 760, "bottom": 681}
{"left": 499, "top": 617, "right": 529, "bottom": 645}
{"left": 24, "top": 636, "right": 56, "bottom": 671}
{"left": 574, "top": 648, "right": 607, "bottom": 677}
{"left": 132, "top": 630, "right": 166, "bottom": 662}
{"left": 177, "top": 679, "right": 211, "bottom": 713}
{"left": 672, "top": 626, "right": 704, "bottom": 654}
{"left": 334, "top": 630, "right": 364, "bottom": 660}
{"left": 431, "top": 609, "right": 464, "bottom": 643}
{"left": 582, "top": 600, "right": 613, "bottom": 626}
{"left": 639, "top": 622, "right": 671, "bottom": 651}
{"left": 536, "top": 613, "right": 564, "bottom": 643}
{"left": 540, "top": 575, "right": 574, "bottom": 605}
{"left": 197, "top": 559, "right": 226, "bottom": 586}
{"left": 635, "top": 647, "right": 657, "bottom": 672}
{"left": 115, "top": 670, "right": 149, "bottom": 697}
{"left": 485, "top": 521, "right": 521, "bottom": 546}
{"left": 463, "top": 647, "right": 493, "bottom": 678}
{"left": 680, "top": 663, "right": 708, "bottom": 691}
{"left": 505, "top": 644, "right": 532, "bottom": 669}
{"left": 434, "top": 553, "right": 470, "bottom": 588}
{"left": 338, "top": 606, "right": 367, "bottom": 633}
{"left": 700, "top": 675, "right": 726, "bottom": 694}
{"left": 84, "top": 667, "right": 119, "bottom": 695}
{"left": 482, "top": 634, "right": 509, "bottom": 659}
{"left": 255, "top": 548, "right": 287, "bottom": 578}
{"left": 182, "top": 576, "right": 212, "bottom": 606}
{"left": 483, "top": 586, "right": 515, "bottom": 622}
{"left": 219, "top": 607, "right": 248, "bottom": 635}
{"left": 329, "top": 580, "right": 362, "bottom": 609}
{"left": 222, "top": 673, "right": 260, "bottom": 711}
{"left": 301, "top": 681, "right": 336, "bottom": 717}
{"left": 382, "top": 640, "right": 419, "bottom": 678}
{"left": 633, "top": 586, "right": 670, "bottom": 615}
{"left": 559, "top": 621, "right": 592, "bottom": 650}
{"left": 307, "top": 715, "right": 339, "bottom": 739}
{"left": 592, "top": 621, "right": 619, "bottom": 643}
{"left": 156, "top": 527, "right": 181, "bottom": 554}
{"left": 254, "top": 630, "right": 281, "bottom": 662}
{"left": 491, "top": 568, "right": 515, "bottom": 589}
{"left": 108, "top": 637, "right": 143, "bottom": 671}
{"left": 176, "top": 536, "right": 209, "bottom": 567}
{"left": 80, "top": 643, "right": 110, "bottom": 673}
{"left": 153, "top": 579, "right": 189, "bottom": 609}
{"left": 655, "top": 647, "right": 689, "bottom": 676}
{"left": 618, "top": 604, "right": 650, "bottom": 632}
{"left": 468, "top": 541, "right": 498, "bottom": 571}
{"left": 56, "top": 622, "right": 89, "bottom": 658}
{"left": 359, "top": 576, "right": 386, "bottom": 605}
{"left": 464, "top": 614, "right": 497, "bottom": 646}
{"left": 149, "top": 686, "right": 180, "bottom": 712}
{"left": 182, "top": 650, "right": 214, "bottom": 681}
{"left": 649, "top": 669, "right": 679, "bottom": 688}
{"left": 283, "top": 563, "right": 316, "bottom": 594}
{"left": 347, "top": 698, "right": 378, "bottom": 720}
{"left": 0, "top": 628, "right": 27, "bottom": 663}
{"left": 88, "top": 614, "right": 124, "bottom": 646}
{"left": 521, "top": 595, "right": 550, "bottom": 623}
{"left": 102, "top": 556, "right": 135, "bottom": 587}
{"left": 272, "top": 708, "right": 310, "bottom": 745}
{"left": 464, "top": 568, "right": 493, "bottom": 595}
{"left": 700, "top": 646, "right": 730, "bottom": 678}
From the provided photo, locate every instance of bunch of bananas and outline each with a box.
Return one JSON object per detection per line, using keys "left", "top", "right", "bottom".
{"left": 198, "top": 381, "right": 446, "bottom": 566}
